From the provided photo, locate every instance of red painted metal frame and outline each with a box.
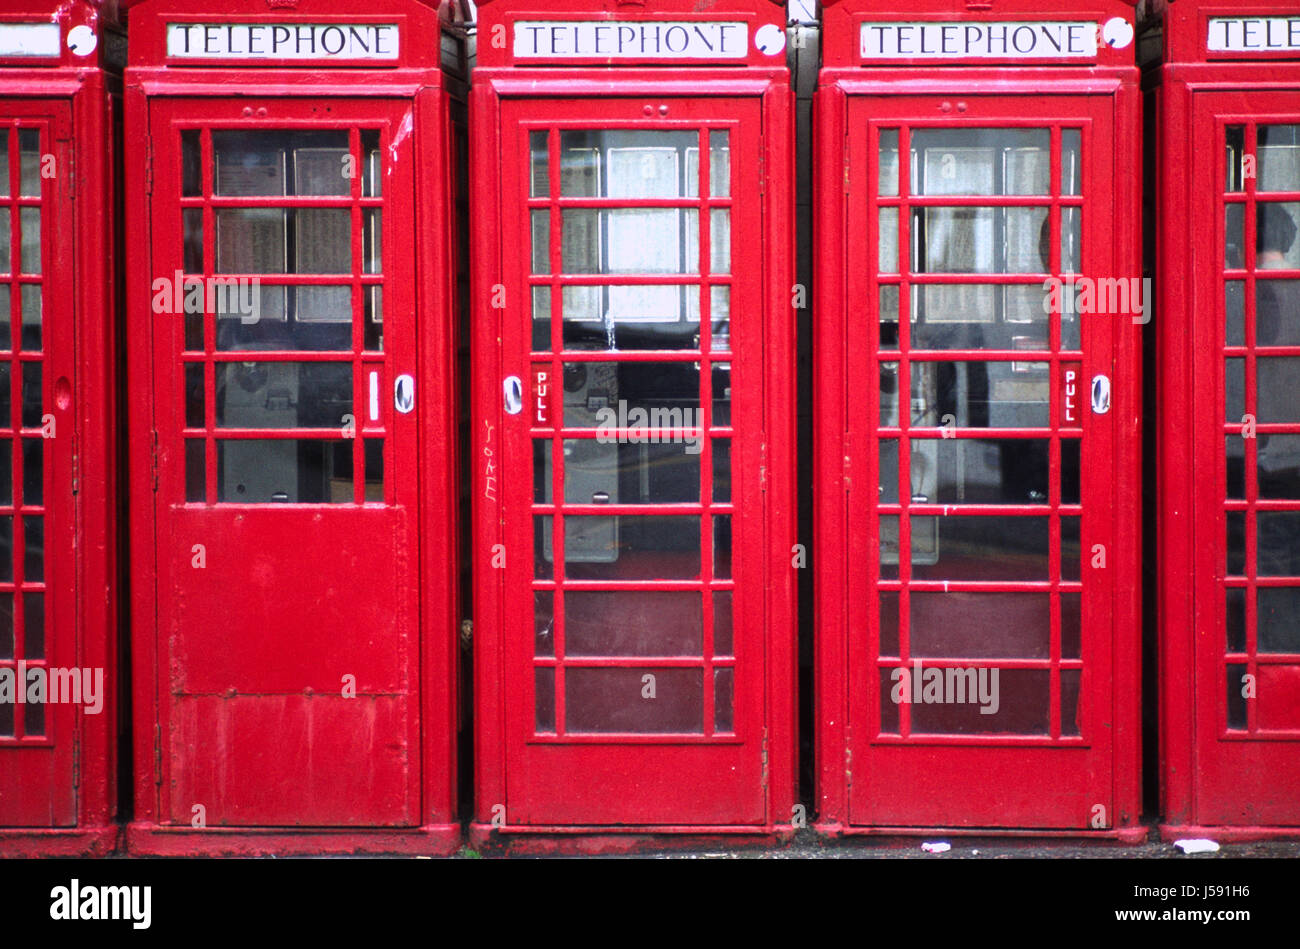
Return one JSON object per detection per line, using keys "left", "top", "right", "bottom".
{"left": 0, "top": 0, "right": 121, "bottom": 858}
{"left": 470, "top": 0, "right": 796, "bottom": 850}
{"left": 1152, "top": 0, "right": 1300, "bottom": 840}
{"left": 814, "top": 0, "right": 1144, "bottom": 838}
{"left": 122, "top": 0, "right": 464, "bottom": 856}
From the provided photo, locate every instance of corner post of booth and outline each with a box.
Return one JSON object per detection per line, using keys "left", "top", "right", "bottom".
{"left": 814, "top": 0, "right": 1145, "bottom": 838}
{"left": 0, "top": 0, "right": 123, "bottom": 858}
{"left": 469, "top": 0, "right": 797, "bottom": 850}
{"left": 1152, "top": 0, "right": 1300, "bottom": 840}
{"left": 121, "top": 0, "right": 467, "bottom": 856}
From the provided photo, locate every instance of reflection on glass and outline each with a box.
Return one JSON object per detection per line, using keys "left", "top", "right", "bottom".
{"left": 910, "top": 592, "right": 1051, "bottom": 658}
{"left": 1257, "top": 587, "right": 1300, "bottom": 653}
{"left": 539, "top": 439, "right": 701, "bottom": 506}
{"left": 1257, "top": 279, "right": 1300, "bottom": 346}
{"left": 20, "top": 285, "right": 40, "bottom": 352}
{"left": 212, "top": 130, "right": 350, "bottom": 197}
{"left": 1061, "top": 129, "right": 1082, "bottom": 195}
{"left": 1258, "top": 125, "right": 1300, "bottom": 194}
{"left": 530, "top": 130, "right": 549, "bottom": 198}
{"left": 911, "top": 129, "right": 1051, "bottom": 196}
{"left": 1226, "top": 126, "right": 1246, "bottom": 193}
{"left": 562, "top": 515, "right": 700, "bottom": 580}
{"left": 1258, "top": 511, "right": 1300, "bottom": 577}
{"left": 1257, "top": 357, "right": 1300, "bottom": 424}
{"left": 879, "top": 129, "right": 899, "bottom": 196}
{"left": 566, "top": 666, "right": 703, "bottom": 734}
{"left": 910, "top": 515, "right": 1052, "bottom": 581}
{"left": 216, "top": 362, "right": 352, "bottom": 430}
{"left": 18, "top": 129, "right": 40, "bottom": 198}
{"left": 565, "top": 590, "right": 702, "bottom": 656}
{"left": 20, "top": 208, "right": 40, "bottom": 273}
{"left": 217, "top": 439, "right": 354, "bottom": 503}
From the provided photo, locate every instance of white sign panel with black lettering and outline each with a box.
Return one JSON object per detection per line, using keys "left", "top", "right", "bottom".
{"left": 0, "top": 23, "right": 61, "bottom": 58}
{"left": 166, "top": 23, "right": 399, "bottom": 60}
{"left": 861, "top": 21, "right": 1100, "bottom": 60}
{"left": 1208, "top": 17, "right": 1300, "bottom": 53}
{"left": 513, "top": 21, "right": 749, "bottom": 60}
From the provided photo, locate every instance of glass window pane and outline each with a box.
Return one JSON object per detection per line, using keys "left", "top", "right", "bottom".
{"left": 1060, "top": 207, "right": 1081, "bottom": 274}
{"left": 560, "top": 130, "right": 699, "bottom": 198}
{"left": 878, "top": 207, "right": 898, "bottom": 274}
{"left": 1259, "top": 434, "right": 1300, "bottom": 498}
{"left": 561, "top": 362, "right": 701, "bottom": 428}
{"left": 212, "top": 130, "right": 350, "bottom": 197}
{"left": 911, "top": 515, "right": 1052, "bottom": 581}
{"left": 1225, "top": 358, "right": 1245, "bottom": 424}
{"left": 926, "top": 438, "right": 1053, "bottom": 504}
{"left": 183, "top": 208, "right": 204, "bottom": 275}
{"left": 185, "top": 439, "right": 205, "bottom": 502}
{"left": 1257, "top": 587, "right": 1300, "bottom": 653}
{"left": 363, "top": 209, "right": 381, "bottom": 275}
{"left": 714, "top": 590, "right": 733, "bottom": 656}
{"left": 1226, "top": 279, "right": 1245, "bottom": 347}
{"left": 1061, "top": 129, "right": 1082, "bottom": 196}
{"left": 363, "top": 438, "right": 383, "bottom": 502}
{"left": 531, "top": 210, "right": 550, "bottom": 274}
{"left": 216, "top": 362, "right": 352, "bottom": 430}
{"left": 1, "top": 595, "right": 16, "bottom": 661}
{"left": 21, "top": 437, "right": 40, "bottom": 507}
{"left": 709, "top": 130, "right": 730, "bottom": 197}
{"left": 217, "top": 439, "right": 353, "bottom": 503}
{"left": 361, "top": 130, "right": 381, "bottom": 198}
{"left": 0, "top": 438, "right": 9, "bottom": 504}
{"left": 911, "top": 360, "right": 1050, "bottom": 429}
{"left": 23, "top": 592, "right": 42, "bottom": 660}
{"left": 534, "top": 590, "right": 554, "bottom": 657}
{"left": 1061, "top": 592, "right": 1081, "bottom": 659}
{"left": 530, "top": 130, "right": 549, "bottom": 198}
{"left": 0, "top": 209, "right": 10, "bottom": 274}
{"left": 20, "top": 285, "right": 39, "bottom": 352}
{"left": 1258, "top": 125, "right": 1300, "bottom": 193}
{"left": 1225, "top": 203, "right": 1245, "bottom": 269}
{"left": 0, "top": 129, "right": 8, "bottom": 198}
{"left": 21, "top": 362, "right": 40, "bottom": 428}
{"left": 1257, "top": 279, "right": 1300, "bottom": 346}
{"left": 182, "top": 129, "right": 202, "bottom": 197}
{"left": 1256, "top": 202, "right": 1300, "bottom": 270}
{"left": 1226, "top": 126, "right": 1246, "bottom": 193}
{"left": 565, "top": 666, "right": 703, "bottom": 734}
{"left": 565, "top": 590, "right": 702, "bottom": 656}
{"left": 909, "top": 668, "right": 1049, "bottom": 735}
{"left": 1258, "top": 511, "right": 1300, "bottom": 577}
{"left": 1226, "top": 586, "right": 1246, "bottom": 653}
{"left": 20, "top": 208, "right": 40, "bottom": 273}
{"left": 0, "top": 516, "right": 10, "bottom": 581}
{"left": 215, "top": 285, "right": 353, "bottom": 352}
{"left": 911, "top": 129, "right": 1050, "bottom": 196}
{"left": 879, "top": 129, "right": 899, "bottom": 196}
{"left": 715, "top": 667, "right": 734, "bottom": 733}
{"left": 714, "top": 514, "right": 731, "bottom": 579}
{"left": 1226, "top": 510, "right": 1246, "bottom": 576}
{"left": 561, "top": 515, "right": 700, "bottom": 580}
{"left": 1257, "top": 357, "right": 1300, "bottom": 424}
{"left": 184, "top": 363, "right": 205, "bottom": 429}
{"left": 24, "top": 515, "right": 41, "bottom": 581}
{"left": 1227, "top": 663, "right": 1248, "bottom": 729}
{"left": 534, "top": 667, "right": 555, "bottom": 733}
{"left": 911, "top": 592, "right": 1051, "bottom": 658}
{"left": 18, "top": 129, "right": 40, "bottom": 198}
{"left": 545, "top": 439, "right": 700, "bottom": 505}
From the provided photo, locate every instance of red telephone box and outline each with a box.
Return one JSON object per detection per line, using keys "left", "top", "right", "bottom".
{"left": 814, "top": 0, "right": 1144, "bottom": 836}
{"left": 470, "top": 0, "right": 796, "bottom": 846}
{"left": 0, "top": 1, "right": 121, "bottom": 857}
{"left": 122, "top": 0, "right": 466, "bottom": 855}
{"left": 1154, "top": 0, "right": 1300, "bottom": 838}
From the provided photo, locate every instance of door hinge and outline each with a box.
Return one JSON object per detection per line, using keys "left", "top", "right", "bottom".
{"left": 845, "top": 725, "right": 852, "bottom": 788}
{"left": 844, "top": 151, "right": 851, "bottom": 194}
{"left": 65, "top": 148, "right": 76, "bottom": 201}
{"left": 758, "top": 147, "right": 766, "bottom": 196}
{"left": 150, "top": 430, "right": 159, "bottom": 492}
{"left": 761, "top": 727, "right": 769, "bottom": 789}
{"left": 145, "top": 141, "right": 153, "bottom": 196}
{"left": 71, "top": 449, "right": 80, "bottom": 496}
{"left": 154, "top": 723, "right": 163, "bottom": 786}
{"left": 759, "top": 442, "right": 767, "bottom": 492}
{"left": 73, "top": 740, "right": 80, "bottom": 789}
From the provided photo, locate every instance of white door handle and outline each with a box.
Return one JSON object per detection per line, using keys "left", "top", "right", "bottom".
{"left": 394, "top": 374, "right": 415, "bottom": 414}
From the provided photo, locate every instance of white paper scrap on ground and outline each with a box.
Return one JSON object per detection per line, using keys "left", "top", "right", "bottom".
{"left": 1174, "top": 839, "right": 1220, "bottom": 854}
{"left": 921, "top": 842, "right": 951, "bottom": 854}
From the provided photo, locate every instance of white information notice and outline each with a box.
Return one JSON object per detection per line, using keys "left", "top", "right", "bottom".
{"left": 0, "top": 23, "right": 60, "bottom": 58}
{"left": 513, "top": 21, "right": 749, "bottom": 60}
{"left": 165, "top": 23, "right": 399, "bottom": 60}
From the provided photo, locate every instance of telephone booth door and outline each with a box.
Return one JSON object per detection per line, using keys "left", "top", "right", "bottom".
{"left": 1186, "top": 94, "right": 1300, "bottom": 827}
{"left": 476, "top": 87, "right": 794, "bottom": 833}
{"left": 819, "top": 82, "right": 1142, "bottom": 832}
{"left": 0, "top": 104, "right": 77, "bottom": 830}
{"left": 141, "top": 97, "right": 425, "bottom": 832}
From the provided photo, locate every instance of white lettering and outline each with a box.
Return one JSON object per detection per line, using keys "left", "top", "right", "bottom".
{"left": 512, "top": 21, "right": 749, "bottom": 60}
{"left": 861, "top": 21, "right": 1100, "bottom": 60}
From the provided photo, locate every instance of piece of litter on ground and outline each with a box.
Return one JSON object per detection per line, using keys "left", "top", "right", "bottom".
{"left": 921, "top": 842, "right": 951, "bottom": 854}
{"left": 1174, "top": 838, "right": 1220, "bottom": 854}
